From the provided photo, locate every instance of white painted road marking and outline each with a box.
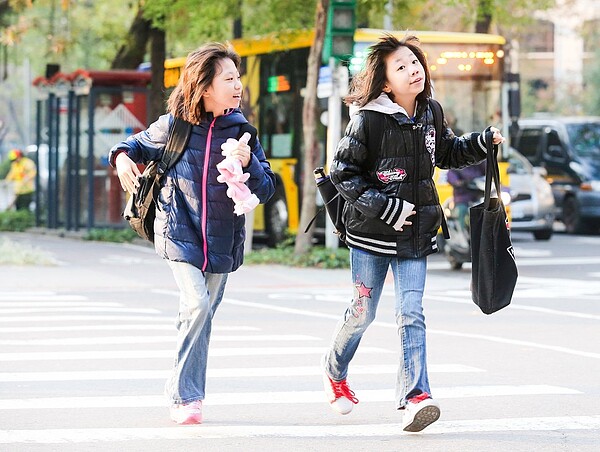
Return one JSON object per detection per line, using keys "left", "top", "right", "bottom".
{"left": 222, "top": 298, "right": 600, "bottom": 360}
{"left": 0, "top": 293, "right": 87, "bottom": 301}
{"left": 0, "top": 346, "right": 393, "bottom": 361}
{"left": 0, "top": 334, "right": 322, "bottom": 346}
{"left": 0, "top": 364, "right": 483, "bottom": 382}
{"left": 0, "top": 315, "right": 171, "bottom": 323}
{"left": 0, "top": 306, "right": 161, "bottom": 314}
{"left": 1, "top": 415, "right": 599, "bottom": 443}
{"left": 425, "top": 294, "right": 600, "bottom": 321}
{"left": 0, "top": 385, "right": 580, "bottom": 410}
{"left": 0, "top": 324, "right": 258, "bottom": 333}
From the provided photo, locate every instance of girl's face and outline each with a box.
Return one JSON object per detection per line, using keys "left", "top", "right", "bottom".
{"left": 202, "top": 58, "right": 243, "bottom": 116}
{"left": 383, "top": 46, "right": 425, "bottom": 106}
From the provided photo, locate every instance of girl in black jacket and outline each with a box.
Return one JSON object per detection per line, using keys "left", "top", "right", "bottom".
{"left": 321, "top": 34, "right": 505, "bottom": 432}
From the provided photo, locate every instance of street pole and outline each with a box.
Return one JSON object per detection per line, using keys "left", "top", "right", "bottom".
{"left": 325, "top": 57, "right": 341, "bottom": 250}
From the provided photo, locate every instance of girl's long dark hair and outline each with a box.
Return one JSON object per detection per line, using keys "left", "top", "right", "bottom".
{"left": 167, "top": 42, "right": 241, "bottom": 124}
{"left": 345, "top": 34, "right": 432, "bottom": 108}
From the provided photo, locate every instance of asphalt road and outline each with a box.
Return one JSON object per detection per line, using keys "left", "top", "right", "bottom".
{"left": 0, "top": 230, "right": 599, "bottom": 451}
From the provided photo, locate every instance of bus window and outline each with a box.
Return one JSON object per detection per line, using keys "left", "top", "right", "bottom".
{"left": 259, "top": 49, "right": 308, "bottom": 160}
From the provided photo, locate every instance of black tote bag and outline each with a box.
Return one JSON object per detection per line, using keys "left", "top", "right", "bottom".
{"left": 469, "top": 130, "right": 518, "bottom": 314}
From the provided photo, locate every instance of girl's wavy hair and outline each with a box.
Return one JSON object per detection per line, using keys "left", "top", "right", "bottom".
{"left": 167, "top": 42, "right": 241, "bottom": 124}
{"left": 345, "top": 34, "right": 432, "bottom": 108}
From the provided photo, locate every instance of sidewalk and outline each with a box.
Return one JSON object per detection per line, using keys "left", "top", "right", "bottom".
{"left": 0, "top": 231, "right": 351, "bottom": 294}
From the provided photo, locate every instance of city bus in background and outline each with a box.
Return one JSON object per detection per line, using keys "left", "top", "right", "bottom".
{"left": 160, "top": 28, "right": 511, "bottom": 246}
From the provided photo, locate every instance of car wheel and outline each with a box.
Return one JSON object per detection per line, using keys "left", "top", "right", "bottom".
{"left": 448, "top": 255, "right": 463, "bottom": 270}
{"left": 562, "top": 197, "right": 590, "bottom": 234}
{"left": 265, "top": 190, "right": 288, "bottom": 247}
{"left": 533, "top": 229, "right": 553, "bottom": 240}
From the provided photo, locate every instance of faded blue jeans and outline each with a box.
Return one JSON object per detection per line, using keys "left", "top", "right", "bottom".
{"left": 323, "top": 248, "right": 431, "bottom": 409}
{"left": 165, "top": 260, "right": 228, "bottom": 405}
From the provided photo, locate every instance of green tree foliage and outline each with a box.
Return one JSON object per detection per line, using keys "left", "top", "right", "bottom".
{"left": 581, "top": 50, "right": 600, "bottom": 115}
{"left": 0, "top": 0, "right": 138, "bottom": 75}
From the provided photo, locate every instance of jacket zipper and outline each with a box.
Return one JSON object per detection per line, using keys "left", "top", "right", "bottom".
{"left": 201, "top": 118, "right": 217, "bottom": 271}
{"left": 412, "top": 122, "right": 423, "bottom": 255}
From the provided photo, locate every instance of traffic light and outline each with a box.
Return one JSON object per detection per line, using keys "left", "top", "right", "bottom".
{"left": 323, "top": 0, "right": 356, "bottom": 64}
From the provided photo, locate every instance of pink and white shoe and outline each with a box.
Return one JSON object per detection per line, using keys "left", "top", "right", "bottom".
{"left": 322, "top": 357, "right": 359, "bottom": 415}
{"left": 170, "top": 400, "right": 203, "bottom": 425}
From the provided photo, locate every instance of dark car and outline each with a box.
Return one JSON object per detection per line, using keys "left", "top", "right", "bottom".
{"left": 513, "top": 117, "right": 600, "bottom": 234}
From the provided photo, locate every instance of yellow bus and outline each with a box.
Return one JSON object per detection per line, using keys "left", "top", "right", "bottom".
{"left": 163, "top": 29, "right": 510, "bottom": 245}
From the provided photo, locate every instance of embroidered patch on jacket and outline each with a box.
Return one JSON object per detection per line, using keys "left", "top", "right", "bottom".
{"left": 425, "top": 126, "right": 436, "bottom": 166}
{"left": 376, "top": 168, "right": 407, "bottom": 184}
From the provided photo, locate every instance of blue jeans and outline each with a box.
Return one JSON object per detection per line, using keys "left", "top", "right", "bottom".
{"left": 165, "top": 261, "right": 228, "bottom": 405}
{"left": 323, "top": 248, "right": 430, "bottom": 409}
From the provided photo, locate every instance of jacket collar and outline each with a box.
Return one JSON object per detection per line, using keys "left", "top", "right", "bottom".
{"left": 351, "top": 93, "right": 420, "bottom": 125}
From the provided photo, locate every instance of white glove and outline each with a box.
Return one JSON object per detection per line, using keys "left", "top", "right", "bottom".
{"left": 391, "top": 200, "right": 416, "bottom": 231}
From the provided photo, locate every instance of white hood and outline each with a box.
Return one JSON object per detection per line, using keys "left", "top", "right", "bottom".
{"left": 349, "top": 92, "right": 415, "bottom": 117}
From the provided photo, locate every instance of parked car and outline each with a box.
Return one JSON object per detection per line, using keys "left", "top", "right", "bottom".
{"left": 506, "top": 148, "right": 555, "bottom": 240}
{"left": 512, "top": 117, "right": 600, "bottom": 234}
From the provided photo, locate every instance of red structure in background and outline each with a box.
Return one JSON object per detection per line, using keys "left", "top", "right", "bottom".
{"left": 77, "top": 70, "right": 151, "bottom": 223}
{"left": 32, "top": 69, "right": 152, "bottom": 229}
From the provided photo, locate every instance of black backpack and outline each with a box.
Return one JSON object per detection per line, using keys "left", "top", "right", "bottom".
{"left": 123, "top": 117, "right": 192, "bottom": 243}
{"left": 306, "top": 98, "right": 445, "bottom": 242}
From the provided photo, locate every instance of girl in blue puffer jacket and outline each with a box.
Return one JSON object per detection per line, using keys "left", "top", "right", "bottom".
{"left": 109, "top": 43, "right": 275, "bottom": 425}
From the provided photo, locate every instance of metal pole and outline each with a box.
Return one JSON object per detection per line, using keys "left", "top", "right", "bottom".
{"left": 326, "top": 57, "right": 341, "bottom": 250}
{"left": 66, "top": 90, "right": 74, "bottom": 230}
{"left": 53, "top": 98, "right": 61, "bottom": 228}
{"left": 74, "top": 95, "right": 81, "bottom": 230}
{"left": 87, "top": 90, "right": 95, "bottom": 230}
{"left": 47, "top": 93, "right": 55, "bottom": 228}
{"left": 34, "top": 99, "right": 42, "bottom": 226}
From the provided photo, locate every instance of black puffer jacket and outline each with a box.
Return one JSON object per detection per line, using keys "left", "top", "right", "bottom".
{"left": 330, "top": 94, "right": 487, "bottom": 258}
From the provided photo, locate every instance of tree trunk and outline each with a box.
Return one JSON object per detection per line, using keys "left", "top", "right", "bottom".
{"left": 475, "top": 0, "right": 493, "bottom": 33}
{"left": 148, "top": 26, "right": 166, "bottom": 123}
{"left": 110, "top": 8, "right": 151, "bottom": 69}
{"left": 294, "top": 0, "right": 329, "bottom": 255}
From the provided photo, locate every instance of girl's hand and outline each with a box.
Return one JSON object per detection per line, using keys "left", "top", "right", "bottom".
{"left": 228, "top": 132, "right": 252, "bottom": 167}
{"left": 490, "top": 127, "right": 505, "bottom": 145}
{"left": 115, "top": 152, "right": 142, "bottom": 194}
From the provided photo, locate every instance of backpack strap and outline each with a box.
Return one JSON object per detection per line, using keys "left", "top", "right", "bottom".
{"left": 429, "top": 98, "right": 450, "bottom": 239}
{"left": 363, "top": 110, "right": 385, "bottom": 170}
{"left": 157, "top": 117, "right": 192, "bottom": 176}
{"left": 429, "top": 98, "right": 444, "bottom": 154}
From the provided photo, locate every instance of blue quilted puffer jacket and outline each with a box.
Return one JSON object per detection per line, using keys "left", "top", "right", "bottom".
{"left": 109, "top": 110, "right": 275, "bottom": 273}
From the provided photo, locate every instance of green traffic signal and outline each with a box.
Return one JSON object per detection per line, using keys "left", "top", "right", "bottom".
{"left": 323, "top": 0, "right": 356, "bottom": 64}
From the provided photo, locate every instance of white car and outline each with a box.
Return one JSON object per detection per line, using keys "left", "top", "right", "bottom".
{"left": 506, "top": 148, "right": 555, "bottom": 240}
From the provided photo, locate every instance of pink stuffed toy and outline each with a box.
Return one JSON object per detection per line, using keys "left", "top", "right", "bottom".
{"left": 217, "top": 132, "right": 260, "bottom": 215}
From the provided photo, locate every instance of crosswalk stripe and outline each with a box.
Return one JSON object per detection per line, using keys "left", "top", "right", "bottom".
{"left": 0, "top": 325, "right": 259, "bottom": 333}
{"left": 0, "top": 334, "right": 322, "bottom": 346}
{"left": 0, "top": 294, "right": 87, "bottom": 301}
{"left": 0, "top": 301, "right": 121, "bottom": 308}
{"left": 0, "top": 364, "right": 484, "bottom": 382}
{"left": 0, "top": 346, "right": 393, "bottom": 361}
{"left": 0, "top": 315, "right": 171, "bottom": 323}
{"left": 1, "top": 415, "right": 599, "bottom": 443}
{"left": 223, "top": 298, "right": 600, "bottom": 361}
{"left": 0, "top": 307, "right": 161, "bottom": 314}
{"left": 0, "top": 385, "right": 580, "bottom": 410}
